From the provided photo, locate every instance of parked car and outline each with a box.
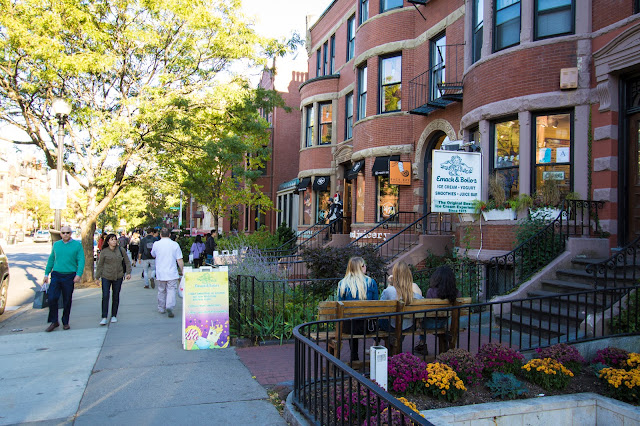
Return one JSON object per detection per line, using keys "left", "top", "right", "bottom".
{"left": 0, "top": 244, "right": 10, "bottom": 315}
{"left": 33, "top": 230, "right": 51, "bottom": 243}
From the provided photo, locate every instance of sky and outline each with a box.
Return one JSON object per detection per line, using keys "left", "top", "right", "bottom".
{"left": 240, "top": 0, "right": 332, "bottom": 39}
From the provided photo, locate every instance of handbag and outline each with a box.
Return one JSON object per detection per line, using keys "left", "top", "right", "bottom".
{"left": 119, "top": 247, "right": 126, "bottom": 273}
{"left": 33, "top": 285, "right": 48, "bottom": 309}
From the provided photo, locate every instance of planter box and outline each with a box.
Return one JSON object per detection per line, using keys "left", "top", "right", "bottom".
{"left": 481, "top": 208, "right": 516, "bottom": 221}
{"left": 530, "top": 207, "right": 566, "bottom": 221}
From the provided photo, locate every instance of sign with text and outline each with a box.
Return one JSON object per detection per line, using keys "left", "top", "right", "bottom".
{"left": 49, "top": 188, "right": 67, "bottom": 210}
{"left": 182, "top": 269, "right": 230, "bottom": 350}
{"left": 389, "top": 161, "right": 411, "bottom": 185}
{"left": 431, "top": 151, "right": 482, "bottom": 214}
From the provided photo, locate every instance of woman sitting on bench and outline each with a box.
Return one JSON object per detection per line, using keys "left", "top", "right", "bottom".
{"left": 337, "top": 256, "right": 378, "bottom": 361}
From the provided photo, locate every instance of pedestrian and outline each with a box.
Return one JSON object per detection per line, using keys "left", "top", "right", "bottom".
{"left": 95, "top": 233, "right": 132, "bottom": 325}
{"left": 333, "top": 193, "right": 344, "bottom": 233}
{"left": 42, "top": 225, "right": 85, "bottom": 332}
{"left": 336, "top": 256, "right": 378, "bottom": 361}
{"left": 205, "top": 230, "right": 217, "bottom": 265}
{"left": 151, "top": 228, "right": 184, "bottom": 318}
{"left": 190, "top": 235, "right": 206, "bottom": 268}
{"left": 97, "top": 232, "right": 106, "bottom": 251}
{"left": 118, "top": 231, "right": 129, "bottom": 252}
{"left": 139, "top": 228, "right": 159, "bottom": 289}
{"left": 129, "top": 230, "right": 140, "bottom": 266}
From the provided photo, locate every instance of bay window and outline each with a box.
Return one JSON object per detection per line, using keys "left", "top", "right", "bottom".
{"left": 381, "top": 0, "right": 403, "bottom": 13}
{"left": 305, "top": 105, "right": 314, "bottom": 148}
{"left": 347, "top": 15, "right": 355, "bottom": 61}
{"left": 319, "top": 103, "right": 332, "bottom": 145}
{"left": 534, "top": 112, "right": 573, "bottom": 196}
{"left": 535, "top": 0, "right": 574, "bottom": 40}
{"left": 359, "top": 0, "right": 369, "bottom": 24}
{"left": 491, "top": 118, "right": 520, "bottom": 200}
{"left": 472, "top": 0, "right": 483, "bottom": 63}
{"left": 494, "top": 0, "right": 521, "bottom": 51}
{"left": 358, "top": 65, "right": 367, "bottom": 120}
{"left": 380, "top": 54, "right": 402, "bottom": 113}
{"left": 345, "top": 92, "right": 354, "bottom": 140}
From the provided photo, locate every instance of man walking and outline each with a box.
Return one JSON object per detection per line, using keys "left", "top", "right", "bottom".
{"left": 118, "top": 231, "right": 129, "bottom": 252}
{"left": 43, "top": 225, "right": 85, "bottom": 331}
{"left": 205, "top": 229, "right": 217, "bottom": 265}
{"left": 151, "top": 228, "right": 183, "bottom": 318}
{"left": 139, "top": 229, "right": 159, "bottom": 289}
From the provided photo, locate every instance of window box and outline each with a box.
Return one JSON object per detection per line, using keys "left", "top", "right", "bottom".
{"left": 482, "top": 208, "right": 517, "bottom": 221}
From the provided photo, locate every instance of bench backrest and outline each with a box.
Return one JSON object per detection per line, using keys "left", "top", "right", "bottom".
{"left": 317, "top": 301, "right": 339, "bottom": 321}
{"left": 337, "top": 300, "right": 398, "bottom": 319}
{"left": 400, "top": 297, "right": 472, "bottom": 317}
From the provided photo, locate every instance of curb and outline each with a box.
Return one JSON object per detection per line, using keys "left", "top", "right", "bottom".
{"left": 284, "top": 392, "right": 310, "bottom": 426}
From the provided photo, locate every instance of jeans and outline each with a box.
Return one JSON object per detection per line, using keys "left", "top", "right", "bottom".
{"left": 101, "top": 277, "right": 123, "bottom": 318}
{"left": 47, "top": 271, "right": 75, "bottom": 325}
{"left": 140, "top": 259, "right": 155, "bottom": 287}
{"left": 156, "top": 279, "right": 178, "bottom": 312}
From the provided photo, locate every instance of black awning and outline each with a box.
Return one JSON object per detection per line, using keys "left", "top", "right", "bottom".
{"left": 297, "top": 177, "right": 311, "bottom": 192}
{"left": 346, "top": 160, "right": 365, "bottom": 180}
{"left": 371, "top": 155, "right": 400, "bottom": 176}
{"left": 312, "top": 176, "right": 330, "bottom": 191}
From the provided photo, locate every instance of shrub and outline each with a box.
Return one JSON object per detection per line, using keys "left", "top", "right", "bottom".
{"left": 591, "top": 362, "right": 609, "bottom": 377}
{"left": 609, "top": 291, "right": 639, "bottom": 334}
{"left": 387, "top": 353, "right": 429, "bottom": 394}
{"left": 522, "top": 358, "right": 574, "bottom": 391}
{"left": 334, "top": 386, "right": 388, "bottom": 422}
{"left": 476, "top": 342, "right": 525, "bottom": 377}
{"left": 485, "top": 372, "right": 528, "bottom": 400}
{"left": 592, "top": 347, "right": 630, "bottom": 369}
{"left": 217, "top": 226, "right": 280, "bottom": 251}
{"left": 363, "top": 397, "right": 424, "bottom": 426}
{"left": 599, "top": 367, "right": 640, "bottom": 403}
{"left": 535, "top": 343, "right": 586, "bottom": 374}
{"left": 436, "top": 348, "right": 483, "bottom": 386}
{"left": 423, "top": 362, "right": 467, "bottom": 402}
{"left": 626, "top": 353, "right": 640, "bottom": 369}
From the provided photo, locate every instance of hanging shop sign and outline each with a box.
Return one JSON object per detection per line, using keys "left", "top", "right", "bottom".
{"left": 431, "top": 150, "right": 482, "bottom": 214}
{"left": 389, "top": 161, "right": 411, "bottom": 185}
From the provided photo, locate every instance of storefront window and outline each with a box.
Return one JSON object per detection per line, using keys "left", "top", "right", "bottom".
{"left": 377, "top": 176, "right": 398, "bottom": 221}
{"left": 534, "top": 112, "right": 572, "bottom": 196}
{"left": 302, "top": 191, "right": 312, "bottom": 225}
{"left": 356, "top": 174, "right": 365, "bottom": 223}
{"left": 492, "top": 119, "right": 520, "bottom": 199}
{"left": 316, "top": 190, "right": 331, "bottom": 223}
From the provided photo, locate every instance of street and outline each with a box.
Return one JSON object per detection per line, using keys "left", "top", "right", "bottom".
{"left": 0, "top": 240, "right": 50, "bottom": 320}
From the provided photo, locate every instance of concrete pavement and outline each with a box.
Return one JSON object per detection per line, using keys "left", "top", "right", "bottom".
{"left": 0, "top": 271, "right": 286, "bottom": 425}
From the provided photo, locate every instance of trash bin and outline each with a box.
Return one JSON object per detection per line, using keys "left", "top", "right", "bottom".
{"left": 7, "top": 235, "right": 15, "bottom": 245}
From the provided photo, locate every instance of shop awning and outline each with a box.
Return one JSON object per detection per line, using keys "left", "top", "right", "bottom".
{"left": 297, "top": 177, "right": 311, "bottom": 192}
{"left": 312, "top": 176, "right": 330, "bottom": 191}
{"left": 371, "top": 155, "right": 400, "bottom": 176}
{"left": 346, "top": 160, "right": 365, "bottom": 180}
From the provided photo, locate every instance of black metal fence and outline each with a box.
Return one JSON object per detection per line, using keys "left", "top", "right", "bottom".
{"left": 348, "top": 212, "right": 420, "bottom": 249}
{"left": 376, "top": 213, "right": 453, "bottom": 262}
{"left": 413, "top": 260, "right": 485, "bottom": 303}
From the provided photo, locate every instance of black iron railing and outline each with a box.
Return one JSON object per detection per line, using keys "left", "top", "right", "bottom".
{"left": 413, "top": 260, "right": 485, "bottom": 303}
{"left": 487, "top": 199, "right": 605, "bottom": 298}
{"left": 348, "top": 212, "right": 418, "bottom": 248}
{"left": 376, "top": 212, "right": 453, "bottom": 261}
{"left": 586, "top": 235, "right": 640, "bottom": 288}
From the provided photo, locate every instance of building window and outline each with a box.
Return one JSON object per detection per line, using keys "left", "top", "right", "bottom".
{"left": 359, "top": 0, "right": 369, "bottom": 25}
{"left": 377, "top": 176, "right": 398, "bottom": 221}
{"left": 357, "top": 65, "right": 368, "bottom": 120}
{"left": 345, "top": 92, "right": 354, "bottom": 140}
{"left": 329, "top": 35, "right": 336, "bottom": 74}
{"left": 534, "top": 112, "right": 573, "bottom": 196}
{"left": 322, "top": 41, "right": 328, "bottom": 76}
{"left": 636, "top": 0, "right": 640, "bottom": 13}
{"left": 316, "top": 190, "right": 331, "bottom": 223}
{"left": 347, "top": 16, "right": 356, "bottom": 61}
{"left": 491, "top": 118, "right": 520, "bottom": 199}
{"left": 380, "top": 54, "right": 401, "bottom": 113}
{"left": 356, "top": 173, "right": 365, "bottom": 223}
{"left": 381, "top": 0, "right": 403, "bottom": 13}
{"left": 430, "top": 34, "right": 446, "bottom": 101}
{"left": 316, "top": 49, "right": 322, "bottom": 77}
{"left": 494, "top": 0, "right": 521, "bottom": 51}
{"left": 319, "top": 103, "right": 333, "bottom": 145}
{"left": 305, "top": 105, "right": 314, "bottom": 147}
{"left": 534, "top": 0, "right": 574, "bottom": 40}
{"left": 472, "top": 0, "right": 483, "bottom": 63}
{"left": 302, "top": 191, "right": 312, "bottom": 225}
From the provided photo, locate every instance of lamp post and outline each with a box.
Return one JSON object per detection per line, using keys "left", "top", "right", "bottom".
{"left": 51, "top": 98, "right": 71, "bottom": 231}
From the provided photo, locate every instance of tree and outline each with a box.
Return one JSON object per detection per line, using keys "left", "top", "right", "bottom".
{"left": 0, "top": 0, "right": 290, "bottom": 280}
{"left": 14, "top": 189, "right": 53, "bottom": 230}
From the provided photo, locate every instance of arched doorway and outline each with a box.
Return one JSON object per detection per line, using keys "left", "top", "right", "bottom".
{"left": 622, "top": 74, "right": 640, "bottom": 244}
{"left": 423, "top": 131, "right": 450, "bottom": 213}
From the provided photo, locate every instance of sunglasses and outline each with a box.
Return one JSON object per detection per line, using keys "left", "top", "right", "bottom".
{"left": 60, "top": 231, "right": 71, "bottom": 234}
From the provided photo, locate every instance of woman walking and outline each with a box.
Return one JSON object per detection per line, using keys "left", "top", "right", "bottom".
{"left": 190, "top": 235, "right": 206, "bottom": 268}
{"left": 95, "top": 233, "right": 132, "bottom": 325}
{"left": 336, "top": 256, "right": 378, "bottom": 361}
{"left": 129, "top": 231, "right": 140, "bottom": 266}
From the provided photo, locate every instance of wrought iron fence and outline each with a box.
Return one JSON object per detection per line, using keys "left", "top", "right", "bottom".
{"left": 487, "top": 199, "right": 605, "bottom": 298}
{"left": 376, "top": 212, "right": 453, "bottom": 261}
{"left": 348, "top": 212, "right": 419, "bottom": 248}
{"left": 413, "top": 260, "right": 485, "bottom": 303}
{"left": 586, "top": 235, "right": 640, "bottom": 288}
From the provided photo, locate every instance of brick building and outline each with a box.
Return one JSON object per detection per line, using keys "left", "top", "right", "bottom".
{"left": 290, "top": 0, "right": 640, "bottom": 250}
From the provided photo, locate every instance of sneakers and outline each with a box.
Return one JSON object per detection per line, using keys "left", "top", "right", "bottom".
{"left": 100, "top": 318, "right": 108, "bottom": 326}
{"left": 159, "top": 310, "right": 166, "bottom": 314}
{"left": 143, "top": 285, "right": 150, "bottom": 289}
{"left": 111, "top": 316, "right": 118, "bottom": 323}
{"left": 167, "top": 308, "right": 174, "bottom": 318}
{"left": 150, "top": 277, "right": 155, "bottom": 289}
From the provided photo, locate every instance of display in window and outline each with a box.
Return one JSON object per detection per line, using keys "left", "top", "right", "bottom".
{"left": 378, "top": 176, "right": 398, "bottom": 221}
{"left": 356, "top": 174, "right": 365, "bottom": 222}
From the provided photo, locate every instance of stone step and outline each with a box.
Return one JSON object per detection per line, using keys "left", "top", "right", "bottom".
{"left": 511, "top": 301, "right": 586, "bottom": 323}
{"left": 539, "top": 279, "right": 595, "bottom": 293}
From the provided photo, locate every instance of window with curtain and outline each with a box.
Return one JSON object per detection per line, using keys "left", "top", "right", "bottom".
{"left": 346, "top": 92, "right": 354, "bottom": 140}
{"left": 472, "top": 0, "right": 484, "bottom": 63}
{"left": 305, "top": 105, "right": 314, "bottom": 148}
{"left": 347, "top": 16, "right": 355, "bottom": 61}
{"left": 330, "top": 35, "right": 336, "bottom": 74}
{"left": 380, "top": 54, "right": 401, "bottom": 113}
{"left": 494, "top": 0, "right": 521, "bottom": 51}
{"left": 535, "top": 0, "right": 574, "bottom": 39}
{"left": 358, "top": 65, "right": 368, "bottom": 120}
{"left": 492, "top": 118, "right": 520, "bottom": 200}
{"left": 381, "top": 0, "right": 403, "bottom": 13}
{"left": 377, "top": 176, "right": 399, "bottom": 221}
{"left": 430, "top": 34, "right": 446, "bottom": 101}
{"left": 359, "top": 0, "right": 369, "bottom": 24}
{"left": 319, "top": 103, "right": 332, "bottom": 145}
{"left": 534, "top": 112, "right": 573, "bottom": 196}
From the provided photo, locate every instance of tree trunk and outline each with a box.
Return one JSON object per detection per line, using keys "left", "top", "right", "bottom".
{"left": 80, "top": 221, "right": 96, "bottom": 283}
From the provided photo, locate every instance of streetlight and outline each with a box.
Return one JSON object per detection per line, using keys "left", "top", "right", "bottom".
{"left": 51, "top": 97, "right": 71, "bottom": 231}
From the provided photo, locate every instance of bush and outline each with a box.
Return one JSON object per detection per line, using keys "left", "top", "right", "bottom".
{"left": 217, "top": 226, "right": 280, "bottom": 251}
{"left": 592, "top": 347, "right": 630, "bottom": 369}
{"left": 423, "top": 362, "right": 466, "bottom": 402}
{"left": 275, "top": 222, "right": 296, "bottom": 252}
{"left": 609, "top": 291, "right": 639, "bottom": 334}
{"left": 177, "top": 236, "right": 195, "bottom": 263}
{"left": 535, "top": 343, "right": 586, "bottom": 374}
{"left": 522, "top": 358, "right": 574, "bottom": 390}
{"left": 599, "top": 366, "right": 640, "bottom": 402}
{"left": 436, "top": 348, "right": 483, "bottom": 386}
{"left": 485, "top": 372, "right": 528, "bottom": 400}
{"left": 476, "top": 342, "right": 525, "bottom": 377}
{"left": 387, "top": 352, "right": 429, "bottom": 394}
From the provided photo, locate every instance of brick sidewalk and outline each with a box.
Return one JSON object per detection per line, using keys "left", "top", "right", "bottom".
{"left": 236, "top": 343, "right": 295, "bottom": 387}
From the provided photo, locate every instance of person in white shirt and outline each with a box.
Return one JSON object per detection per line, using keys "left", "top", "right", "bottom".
{"left": 150, "top": 228, "right": 184, "bottom": 318}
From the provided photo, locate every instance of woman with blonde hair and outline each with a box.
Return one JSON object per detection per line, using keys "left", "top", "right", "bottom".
{"left": 379, "top": 262, "right": 423, "bottom": 340}
{"left": 337, "top": 256, "right": 378, "bottom": 361}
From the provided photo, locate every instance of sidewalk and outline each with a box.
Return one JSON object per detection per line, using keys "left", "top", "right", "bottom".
{"left": 0, "top": 270, "right": 285, "bottom": 425}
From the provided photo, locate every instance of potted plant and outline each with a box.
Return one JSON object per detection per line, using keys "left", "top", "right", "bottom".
{"left": 530, "top": 179, "right": 563, "bottom": 220}
{"left": 476, "top": 174, "right": 517, "bottom": 221}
